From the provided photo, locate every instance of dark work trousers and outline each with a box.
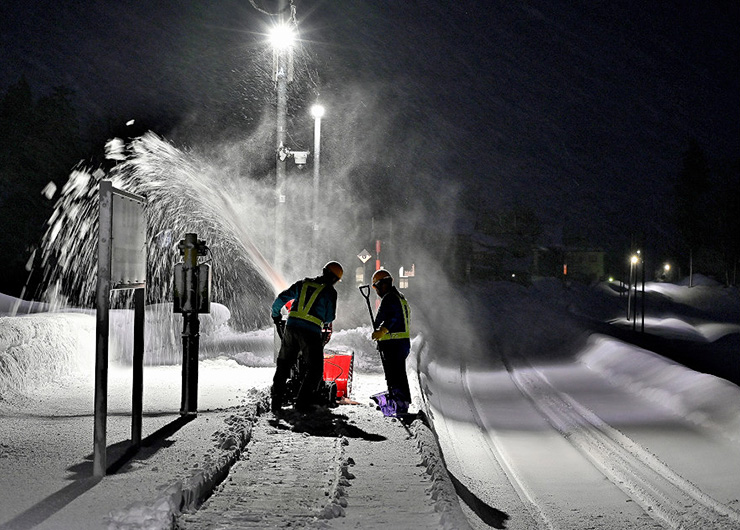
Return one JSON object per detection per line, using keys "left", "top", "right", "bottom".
{"left": 378, "top": 340, "right": 411, "bottom": 402}
{"left": 272, "top": 325, "right": 324, "bottom": 407}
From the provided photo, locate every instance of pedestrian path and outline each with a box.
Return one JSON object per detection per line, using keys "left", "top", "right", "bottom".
{"left": 326, "top": 408, "right": 440, "bottom": 529}
{"left": 179, "top": 376, "right": 449, "bottom": 529}
{"left": 180, "top": 413, "right": 347, "bottom": 528}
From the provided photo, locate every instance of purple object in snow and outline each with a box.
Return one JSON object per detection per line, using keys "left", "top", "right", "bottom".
{"left": 370, "top": 391, "right": 397, "bottom": 417}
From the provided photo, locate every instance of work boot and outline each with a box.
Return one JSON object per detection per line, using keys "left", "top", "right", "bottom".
{"left": 395, "top": 400, "right": 410, "bottom": 415}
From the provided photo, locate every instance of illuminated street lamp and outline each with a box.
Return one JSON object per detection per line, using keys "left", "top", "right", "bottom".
{"left": 268, "top": 24, "right": 295, "bottom": 50}
{"left": 270, "top": 22, "right": 295, "bottom": 274}
{"left": 310, "top": 104, "right": 325, "bottom": 268}
{"left": 627, "top": 254, "right": 638, "bottom": 321}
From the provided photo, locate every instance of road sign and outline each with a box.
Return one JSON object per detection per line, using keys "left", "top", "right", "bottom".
{"left": 357, "top": 249, "right": 371, "bottom": 263}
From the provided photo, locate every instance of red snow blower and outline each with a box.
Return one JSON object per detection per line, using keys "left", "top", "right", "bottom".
{"left": 276, "top": 315, "right": 355, "bottom": 406}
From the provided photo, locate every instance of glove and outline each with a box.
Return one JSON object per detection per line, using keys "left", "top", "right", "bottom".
{"left": 272, "top": 315, "right": 282, "bottom": 326}
{"left": 371, "top": 327, "right": 389, "bottom": 341}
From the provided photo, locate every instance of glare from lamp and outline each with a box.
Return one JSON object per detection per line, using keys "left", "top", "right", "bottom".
{"left": 311, "top": 104, "right": 325, "bottom": 119}
{"left": 269, "top": 24, "right": 295, "bottom": 49}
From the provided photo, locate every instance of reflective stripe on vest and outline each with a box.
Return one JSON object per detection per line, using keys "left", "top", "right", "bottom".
{"left": 377, "top": 295, "right": 411, "bottom": 341}
{"left": 288, "top": 281, "right": 326, "bottom": 328}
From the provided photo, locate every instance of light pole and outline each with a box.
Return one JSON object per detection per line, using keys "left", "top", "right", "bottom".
{"left": 310, "top": 104, "right": 324, "bottom": 269}
{"left": 627, "top": 254, "right": 638, "bottom": 321}
{"left": 269, "top": 23, "right": 294, "bottom": 275}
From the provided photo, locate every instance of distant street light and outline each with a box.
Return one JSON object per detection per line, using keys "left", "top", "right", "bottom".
{"left": 270, "top": 22, "right": 295, "bottom": 274}
{"left": 627, "top": 254, "right": 638, "bottom": 321}
{"left": 310, "top": 104, "right": 324, "bottom": 268}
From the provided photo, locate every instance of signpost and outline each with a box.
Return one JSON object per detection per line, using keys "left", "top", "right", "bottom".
{"left": 94, "top": 180, "right": 147, "bottom": 477}
{"left": 357, "top": 249, "right": 371, "bottom": 285}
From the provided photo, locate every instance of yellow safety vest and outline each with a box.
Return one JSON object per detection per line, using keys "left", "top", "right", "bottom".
{"left": 377, "top": 295, "right": 411, "bottom": 341}
{"left": 288, "top": 281, "right": 326, "bottom": 328}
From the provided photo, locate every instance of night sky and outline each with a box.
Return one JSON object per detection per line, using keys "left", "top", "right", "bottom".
{"left": 1, "top": 0, "right": 738, "bottom": 261}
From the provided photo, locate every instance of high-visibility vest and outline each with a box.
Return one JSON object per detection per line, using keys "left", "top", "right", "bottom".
{"left": 288, "top": 281, "right": 326, "bottom": 328}
{"left": 377, "top": 294, "right": 411, "bottom": 341}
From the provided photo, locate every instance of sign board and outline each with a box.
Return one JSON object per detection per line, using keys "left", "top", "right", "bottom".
{"left": 111, "top": 191, "right": 146, "bottom": 288}
{"left": 357, "top": 249, "right": 371, "bottom": 263}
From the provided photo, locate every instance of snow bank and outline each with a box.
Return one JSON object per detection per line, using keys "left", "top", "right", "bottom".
{"left": 330, "top": 326, "right": 384, "bottom": 373}
{"left": 0, "top": 313, "right": 95, "bottom": 397}
{"left": 0, "top": 293, "right": 51, "bottom": 315}
{"left": 578, "top": 334, "right": 740, "bottom": 442}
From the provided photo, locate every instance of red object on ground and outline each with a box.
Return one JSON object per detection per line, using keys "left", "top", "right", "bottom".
{"left": 323, "top": 350, "right": 354, "bottom": 398}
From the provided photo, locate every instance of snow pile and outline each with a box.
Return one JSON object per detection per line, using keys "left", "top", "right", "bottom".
{"left": 329, "top": 326, "right": 384, "bottom": 373}
{"left": 579, "top": 334, "right": 740, "bottom": 442}
{"left": 0, "top": 312, "right": 95, "bottom": 397}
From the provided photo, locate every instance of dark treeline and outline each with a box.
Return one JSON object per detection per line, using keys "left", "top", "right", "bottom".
{"left": 0, "top": 78, "right": 88, "bottom": 296}
{"left": 674, "top": 139, "right": 740, "bottom": 285}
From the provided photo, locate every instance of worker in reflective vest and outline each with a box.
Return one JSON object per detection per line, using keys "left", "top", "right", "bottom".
{"left": 271, "top": 261, "right": 343, "bottom": 414}
{"left": 370, "top": 268, "right": 412, "bottom": 415}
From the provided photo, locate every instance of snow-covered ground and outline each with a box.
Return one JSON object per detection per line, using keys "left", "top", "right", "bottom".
{"left": 416, "top": 275, "right": 740, "bottom": 529}
{"left": 1, "top": 275, "right": 739, "bottom": 529}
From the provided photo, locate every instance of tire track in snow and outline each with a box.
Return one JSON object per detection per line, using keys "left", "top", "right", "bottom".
{"left": 504, "top": 356, "right": 740, "bottom": 530}
{"left": 459, "top": 362, "right": 557, "bottom": 530}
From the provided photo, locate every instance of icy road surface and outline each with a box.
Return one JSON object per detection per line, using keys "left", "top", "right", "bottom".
{"left": 416, "top": 279, "right": 740, "bottom": 529}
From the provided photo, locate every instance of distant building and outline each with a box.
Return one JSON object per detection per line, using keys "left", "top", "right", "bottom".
{"left": 563, "top": 248, "right": 605, "bottom": 283}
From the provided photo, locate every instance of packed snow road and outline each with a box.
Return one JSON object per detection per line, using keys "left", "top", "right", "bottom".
{"left": 416, "top": 279, "right": 740, "bottom": 530}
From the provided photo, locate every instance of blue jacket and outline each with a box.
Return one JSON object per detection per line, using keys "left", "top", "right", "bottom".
{"left": 373, "top": 287, "right": 411, "bottom": 347}
{"left": 272, "top": 277, "right": 337, "bottom": 335}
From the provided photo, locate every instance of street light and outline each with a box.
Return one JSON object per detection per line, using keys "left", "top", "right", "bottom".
{"left": 268, "top": 24, "right": 295, "bottom": 50}
{"left": 627, "top": 254, "right": 638, "bottom": 321}
{"left": 310, "top": 104, "right": 325, "bottom": 268}
{"left": 269, "top": 22, "right": 295, "bottom": 274}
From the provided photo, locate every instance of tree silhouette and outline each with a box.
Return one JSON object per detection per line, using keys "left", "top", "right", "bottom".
{"left": 0, "top": 79, "right": 85, "bottom": 297}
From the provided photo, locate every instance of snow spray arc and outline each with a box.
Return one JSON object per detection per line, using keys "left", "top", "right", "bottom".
{"left": 36, "top": 132, "right": 288, "bottom": 364}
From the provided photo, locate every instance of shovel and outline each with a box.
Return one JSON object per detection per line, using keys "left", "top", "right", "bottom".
{"left": 358, "top": 284, "right": 375, "bottom": 326}
{"left": 359, "top": 284, "right": 385, "bottom": 359}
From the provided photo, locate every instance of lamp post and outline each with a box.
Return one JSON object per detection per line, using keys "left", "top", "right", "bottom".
{"left": 269, "top": 23, "right": 294, "bottom": 275}
{"left": 310, "top": 104, "right": 324, "bottom": 269}
{"left": 627, "top": 254, "right": 638, "bottom": 321}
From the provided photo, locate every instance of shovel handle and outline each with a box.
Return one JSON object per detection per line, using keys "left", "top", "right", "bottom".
{"left": 358, "top": 284, "right": 375, "bottom": 327}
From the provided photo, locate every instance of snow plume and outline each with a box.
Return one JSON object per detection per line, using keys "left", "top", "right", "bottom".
{"left": 36, "top": 132, "right": 287, "bottom": 330}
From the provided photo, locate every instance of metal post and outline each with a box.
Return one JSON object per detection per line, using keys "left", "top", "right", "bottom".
{"left": 311, "top": 109, "right": 322, "bottom": 269}
{"left": 131, "top": 287, "right": 145, "bottom": 446}
{"left": 641, "top": 257, "right": 646, "bottom": 333}
{"left": 180, "top": 233, "right": 200, "bottom": 415}
{"left": 275, "top": 53, "right": 288, "bottom": 275}
{"left": 93, "top": 181, "right": 113, "bottom": 477}
{"left": 632, "top": 263, "right": 638, "bottom": 331}
{"left": 627, "top": 261, "right": 633, "bottom": 320}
